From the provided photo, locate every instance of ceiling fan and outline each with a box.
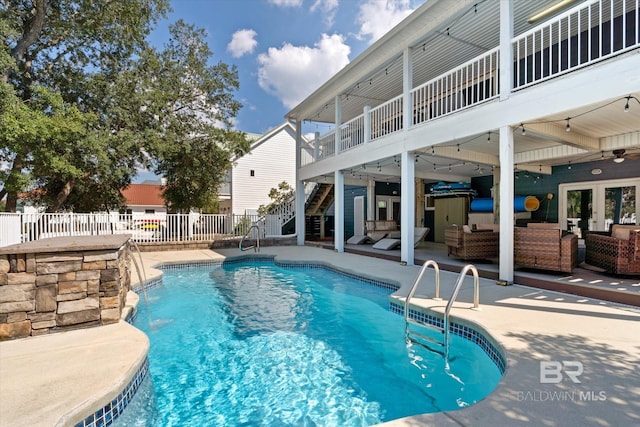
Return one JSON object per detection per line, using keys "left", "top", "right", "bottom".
{"left": 612, "top": 149, "right": 640, "bottom": 163}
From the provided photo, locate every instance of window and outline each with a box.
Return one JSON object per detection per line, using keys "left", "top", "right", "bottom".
{"left": 250, "top": 170, "right": 255, "bottom": 177}
{"left": 145, "top": 209, "right": 155, "bottom": 214}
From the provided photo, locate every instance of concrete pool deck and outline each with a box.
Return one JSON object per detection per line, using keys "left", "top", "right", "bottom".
{"left": 1, "top": 246, "right": 639, "bottom": 426}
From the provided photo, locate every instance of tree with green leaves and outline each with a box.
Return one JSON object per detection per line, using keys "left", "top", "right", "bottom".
{"left": 1, "top": 1, "right": 250, "bottom": 213}
{"left": 257, "top": 181, "right": 295, "bottom": 216}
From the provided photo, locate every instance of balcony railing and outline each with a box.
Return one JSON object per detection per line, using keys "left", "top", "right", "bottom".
{"left": 513, "top": 0, "right": 639, "bottom": 89}
{"left": 301, "top": 0, "right": 639, "bottom": 167}
{"left": 340, "top": 115, "right": 365, "bottom": 151}
{"left": 412, "top": 47, "right": 499, "bottom": 126}
{"left": 370, "top": 95, "right": 403, "bottom": 142}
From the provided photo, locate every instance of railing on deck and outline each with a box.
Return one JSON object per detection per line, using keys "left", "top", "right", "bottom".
{"left": 304, "top": 0, "right": 639, "bottom": 167}
{"left": 340, "top": 115, "right": 365, "bottom": 151}
{"left": 412, "top": 47, "right": 499, "bottom": 126}
{"left": 0, "top": 212, "right": 284, "bottom": 247}
{"left": 318, "top": 130, "right": 336, "bottom": 160}
{"left": 513, "top": 0, "right": 639, "bottom": 89}
{"left": 370, "top": 94, "right": 403, "bottom": 142}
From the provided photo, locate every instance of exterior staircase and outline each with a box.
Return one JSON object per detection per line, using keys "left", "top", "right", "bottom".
{"left": 303, "top": 183, "right": 334, "bottom": 240}
{"left": 267, "top": 182, "right": 335, "bottom": 237}
{"left": 305, "top": 183, "right": 334, "bottom": 216}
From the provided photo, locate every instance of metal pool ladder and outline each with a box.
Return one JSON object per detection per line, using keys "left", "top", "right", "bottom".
{"left": 405, "top": 260, "right": 480, "bottom": 361}
{"left": 239, "top": 224, "right": 260, "bottom": 252}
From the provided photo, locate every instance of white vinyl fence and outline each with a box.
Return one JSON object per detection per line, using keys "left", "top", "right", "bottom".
{"left": 0, "top": 212, "right": 289, "bottom": 247}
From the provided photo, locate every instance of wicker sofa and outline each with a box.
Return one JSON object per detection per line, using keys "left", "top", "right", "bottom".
{"left": 444, "top": 224, "right": 499, "bottom": 261}
{"left": 584, "top": 224, "right": 640, "bottom": 275}
{"left": 514, "top": 224, "right": 578, "bottom": 273}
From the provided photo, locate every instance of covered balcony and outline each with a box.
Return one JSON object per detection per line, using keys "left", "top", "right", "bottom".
{"left": 287, "top": 0, "right": 640, "bottom": 283}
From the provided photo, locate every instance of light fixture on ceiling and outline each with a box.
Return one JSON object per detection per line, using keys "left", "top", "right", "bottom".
{"left": 613, "top": 149, "right": 626, "bottom": 163}
{"left": 528, "top": 0, "right": 577, "bottom": 24}
{"left": 624, "top": 95, "right": 640, "bottom": 112}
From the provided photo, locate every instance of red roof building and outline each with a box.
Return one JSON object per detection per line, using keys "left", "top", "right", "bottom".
{"left": 121, "top": 184, "right": 166, "bottom": 213}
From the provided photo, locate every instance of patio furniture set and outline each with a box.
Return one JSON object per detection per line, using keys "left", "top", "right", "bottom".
{"left": 444, "top": 223, "right": 640, "bottom": 275}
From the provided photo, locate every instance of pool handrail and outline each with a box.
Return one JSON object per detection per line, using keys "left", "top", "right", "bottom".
{"left": 443, "top": 264, "right": 479, "bottom": 361}
{"left": 239, "top": 224, "right": 260, "bottom": 252}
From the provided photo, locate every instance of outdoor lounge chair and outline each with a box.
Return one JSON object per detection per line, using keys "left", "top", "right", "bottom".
{"left": 346, "top": 230, "right": 390, "bottom": 244}
{"left": 444, "top": 224, "right": 499, "bottom": 261}
{"left": 584, "top": 224, "right": 640, "bottom": 275}
{"left": 514, "top": 224, "right": 578, "bottom": 273}
{"left": 372, "top": 227, "right": 430, "bottom": 250}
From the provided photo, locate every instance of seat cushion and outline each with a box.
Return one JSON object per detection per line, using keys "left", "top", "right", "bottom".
{"left": 611, "top": 224, "right": 640, "bottom": 241}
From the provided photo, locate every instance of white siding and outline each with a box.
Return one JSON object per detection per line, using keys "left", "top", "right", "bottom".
{"left": 231, "top": 125, "right": 297, "bottom": 216}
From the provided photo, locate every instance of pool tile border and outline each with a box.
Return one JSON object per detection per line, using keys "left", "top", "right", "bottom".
{"left": 390, "top": 302, "right": 507, "bottom": 373}
{"left": 73, "top": 358, "right": 149, "bottom": 427}
{"left": 142, "top": 256, "right": 506, "bottom": 374}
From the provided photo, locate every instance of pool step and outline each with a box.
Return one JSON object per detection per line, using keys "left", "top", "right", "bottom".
{"left": 407, "top": 331, "right": 445, "bottom": 356}
{"left": 406, "top": 322, "right": 446, "bottom": 356}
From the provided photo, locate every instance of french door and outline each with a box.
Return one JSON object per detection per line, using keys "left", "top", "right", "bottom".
{"left": 376, "top": 196, "right": 401, "bottom": 224}
{"left": 559, "top": 178, "right": 639, "bottom": 237}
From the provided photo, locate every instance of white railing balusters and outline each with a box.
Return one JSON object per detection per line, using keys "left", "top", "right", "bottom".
{"left": 0, "top": 211, "right": 294, "bottom": 247}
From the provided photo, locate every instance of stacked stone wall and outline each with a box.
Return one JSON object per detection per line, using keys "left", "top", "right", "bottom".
{"left": 0, "top": 243, "right": 130, "bottom": 340}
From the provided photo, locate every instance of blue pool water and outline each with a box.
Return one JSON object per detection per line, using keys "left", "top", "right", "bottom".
{"left": 119, "top": 261, "right": 502, "bottom": 426}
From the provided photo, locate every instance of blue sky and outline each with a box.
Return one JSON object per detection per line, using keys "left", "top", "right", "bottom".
{"left": 137, "top": 0, "right": 424, "bottom": 182}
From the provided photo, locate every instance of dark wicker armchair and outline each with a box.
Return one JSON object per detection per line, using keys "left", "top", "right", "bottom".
{"left": 585, "top": 225, "right": 640, "bottom": 275}
{"left": 444, "top": 225, "right": 499, "bottom": 261}
{"left": 514, "top": 226, "right": 578, "bottom": 273}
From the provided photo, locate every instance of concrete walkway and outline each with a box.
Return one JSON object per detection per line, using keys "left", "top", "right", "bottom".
{"left": 1, "top": 246, "right": 639, "bottom": 426}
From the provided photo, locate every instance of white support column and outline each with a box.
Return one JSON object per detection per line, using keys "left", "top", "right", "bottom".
{"left": 363, "top": 105, "right": 371, "bottom": 143}
{"left": 400, "top": 151, "right": 415, "bottom": 265}
{"left": 295, "top": 120, "right": 306, "bottom": 245}
{"left": 499, "top": 126, "right": 514, "bottom": 283}
{"left": 334, "top": 170, "right": 345, "bottom": 252}
{"left": 499, "top": 0, "right": 514, "bottom": 100}
{"left": 335, "top": 95, "right": 342, "bottom": 154}
{"left": 367, "top": 179, "right": 375, "bottom": 221}
{"left": 313, "top": 131, "right": 319, "bottom": 161}
{"left": 402, "top": 47, "right": 413, "bottom": 131}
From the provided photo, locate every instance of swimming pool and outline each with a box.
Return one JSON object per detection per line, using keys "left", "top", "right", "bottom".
{"left": 119, "top": 260, "right": 503, "bottom": 426}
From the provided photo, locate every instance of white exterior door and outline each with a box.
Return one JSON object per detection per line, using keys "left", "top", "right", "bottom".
{"left": 559, "top": 178, "right": 640, "bottom": 236}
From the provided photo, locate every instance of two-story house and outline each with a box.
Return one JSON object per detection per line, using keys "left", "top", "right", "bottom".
{"left": 286, "top": 0, "right": 640, "bottom": 283}
{"left": 219, "top": 121, "right": 311, "bottom": 217}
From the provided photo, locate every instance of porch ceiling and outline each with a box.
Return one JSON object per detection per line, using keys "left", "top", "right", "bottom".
{"left": 287, "top": 0, "right": 579, "bottom": 125}
{"left": 293, "top": 0, "right": 640, "bottom": 181}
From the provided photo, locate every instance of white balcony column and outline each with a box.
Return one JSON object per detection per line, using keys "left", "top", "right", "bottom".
{"left": 335, "top": 95, "right": 342, "bottom": 154}
{"left": 499, "top": 0, "right": 514, "bottom": 100}
{"left": 363, "top": 105, "right": 371, "bottom": 143}
{"left": 400, "top": 151, "right": 415, "bottom": 265}
{"left": 295, "top": 119, "right": 306, "bottom": 245}
{"left": 402, "top": 47, "right": 413, "bottom": 131}
{"left": 313, "top": 131, "right": 320, "bottom": 161}
{"left": 367, "top": 179, "right": 375, "bottom": 221}
{"left": 499, "top": 125, "right": 514, "bottom": 283}
{"left": 334, "top": 169, "right": 345, "bottom": 252}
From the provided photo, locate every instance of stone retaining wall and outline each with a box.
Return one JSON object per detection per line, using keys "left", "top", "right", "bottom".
{"left": 0, "top": 236, "right": 131, "bottom": 340}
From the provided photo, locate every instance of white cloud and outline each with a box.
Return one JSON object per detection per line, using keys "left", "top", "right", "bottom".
{"left": 310, "top": 0, "right": 339, "bottom": 27}
{"left": 268, "top": 0, "right": 303, "bottom": 7}
{"left": 257, "top": 34, "right": 351, "bottom": 109}
{"left": 357, "top": 0, "right": 416, "bottom": 44}
{"left": 227, "top": 29, "right": 258, "bottom": 58}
